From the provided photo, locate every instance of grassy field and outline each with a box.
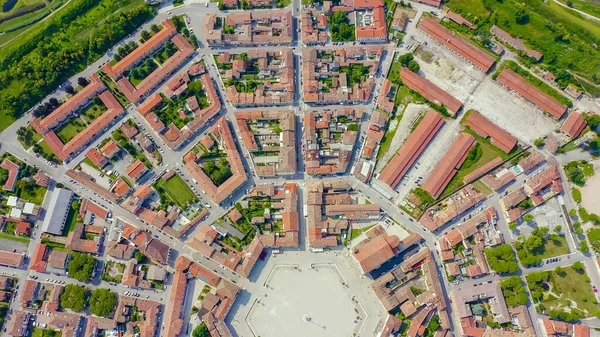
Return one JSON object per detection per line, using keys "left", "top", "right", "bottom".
{"left": 38, "top": 139, "right": 58, "bottom": 158}
{"left": 536, "top": 235, "right": 570, "bottom": 259}
{"left": 588, "top": 228, "right": 600, "bottom": 252}
{"left": 157, "top": 174, "right": 197, "bottom": 208}
{"left": 31, "top": 328, "right": 61, "bottom": 337}
{"left": 543, "top": 266, "right": 597, "bottom": 317}
{"left": 55, "top": 119, "right": 87, "bottom": 144}
{"left": 80, "top": 101, "right": 107, "bottom": 124}
{"left": 445, "top": 0, "right": 600, "bottom": 95}
{"left": 558, "top": 0, "right": 600, "bottom": 18}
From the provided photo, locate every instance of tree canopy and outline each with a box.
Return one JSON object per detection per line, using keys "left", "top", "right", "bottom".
{"left": 500, "top": 276, "right": 529, "bottom": 307}
{"left": 193, "top": 324, "right": 211, "bottom": 337}
{"left": 60, "top": 284, "right": 88, "bottom": 312}
{"left": 68, "top": 252, "right": 96, "bottom": 282}
{"left": 485, "top": 244, "right": 519, "bottom": 274}
{"left": 329, "top": 11, "right": 355, "bottom": 42}
{"left": 89, "top": 288, "right": 117, "bottom": 317}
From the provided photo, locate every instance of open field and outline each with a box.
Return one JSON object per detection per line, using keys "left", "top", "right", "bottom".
{"left": 557, "top": 0, "right": 600, "bottom": 19}
{"left": 17, "top": 124, "right": 42, "bottom": 149}
{"left": 445, "top": 0, "right": 600, "bottom": 95}
{"left": 580, "top": 162, "right": 600, "bottom": 214}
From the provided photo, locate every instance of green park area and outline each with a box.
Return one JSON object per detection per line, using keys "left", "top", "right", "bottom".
{"left": 55, "top": 118, "right": 87, "bottom": 144}
{"left": 129, "top": 58, "right": 159, "bottom": 87}
{"left": 202, "top": 158, "right": 232, "bottom": 187}
{"left": 588, "top": 228, "right": 600, "bottom": 252}
{"left": 154, "top": 174, "right": 197, "bottom": 209}
{"left": 153, "top": 40, "right": 178, "bottom": 64}
{"left": 445, "top": 0, "right": 600, "bottom": 95}
{"left": 527, "top": 263, "right": 599, "bottom": 319}
{"left": 350, "top": 224, "right": 376, "bottom": 241}
{"left": 0, "top": 0, "right": 155, "bottom": 133}
{"left": 0, "top": 0, "right": 50, "bottom": 38}
{"left": 80, "top": 99, "right": 107, "bottom": 124}
{"left": 329, "top": 10, "right": 355, "bottom": 42}
{"left": 514, "top": 227, "right": 569, "bottom": 267}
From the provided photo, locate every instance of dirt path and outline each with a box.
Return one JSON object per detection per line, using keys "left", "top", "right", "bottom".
{"left": 553, "top": 0, "right": 600, "bottom": 22}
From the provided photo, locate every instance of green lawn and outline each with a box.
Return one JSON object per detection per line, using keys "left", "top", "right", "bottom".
{"left": 2, "top": 222, "right": 16, "bottom": 235}
{"left": 80, "top": 101, "right": 107, "bottom": 124}
{"left": 0, "top": 6, "right": 50, "bottom": 32}
{"left": 17, "top": 125, "right": 42, "bottom": 150}
{"left": 445, "top": 0, "right": 600, "bottom": 95}
{"left": 376, "top": 118, "right": 397, "bottom": 160}
{"left": 55, "top": 119, "right": 87, "bottom": 144}
{"left": 31, "top": 328, "right": 61, "bottom": 337}
{"left": 38, "top": 140, "right": 60, "bottom": 161}
{"left": 0, "top": 232, "right": 30, "bottom": 244}
{"left": 350, "top": 224, "right": 376, "bottom": 241}
{"left": 129, "top": 59, "right": 158, "bottom": 87}
{"left": 98, "top": 70, "right": 129, "bottom": 106}
{"left": 536, "top": 235, "right": 570, "bottom": 259}
{"left": 157, "top": 174, "right": 197, "bottom": 208}
{"left": 588, "top": 228, "right": 600, "bottom": 252}
{"left": 153, "top": 43, "right": 178, "bottom": 64}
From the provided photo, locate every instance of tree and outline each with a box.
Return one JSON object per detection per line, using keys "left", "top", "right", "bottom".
{"left": 68, "top": 252, "right": 96, "bottom": 282}
{"left": 150, "top": 24, "right": 160, "bottom": 33}
{"left": 554, "top": 266, "right": 566, "bottom": 276}
{"left": 141, "top": 30, "right": 151, "bottom": 41}
{"left": 485, "top": 244, "right": 519, "bottom": 274}
{"left": 555, "top": 226, "right": 562, "bottom": 233}
{"left": 134, "top": 251, "right": 146, "bottom": 263}
{"left": 193, "top": 323, "right": 211, "bottom": 337}
{"left": 60, "top": 284, "right": 88, "bottom": 312}
{"left": 500, "top": 276, "right": 529, "bottom": 307}
{"left": 581, "top": 240, "right": 590, "bottom": 253}
{"left": 569, "top": 208, "right": 577, "bottom": 216}
{"left": 89, "top": 288, "right": 117, "bottom": 317}
{"left": 524, "top": 234, "right": 542, "bottom": 251}
{"left": 515, "top": 8, "right": 530, "bottom": 24}
{"left": 523, "top": 214, "right": 534, "bottom": 222}
{"left": 572, "top": 261, "right": 584, "bottom": 272}
{"left": 534, "top": 138, "right": 544, "bottom": 147}
{"left": 78, "top": 77, "right": 89, "bottom": 87}
{"left": 509, "top": 222, "right": 517, "bottom": 231}
{"left": 65, "top": 85, "right": 75, "bottom": 95}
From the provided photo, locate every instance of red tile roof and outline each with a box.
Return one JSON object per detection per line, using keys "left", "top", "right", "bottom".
{"left": 400, "top": 67, "right": 463, "bottom": 115}
{"left": 0, "top": 159, "right": 19, "bottom": 191}
{"left": 100, "top": 140, "right": 120, "bottom": 158}
{"left": 85, "top": 148, "right": 107, "bottom": 168}
{"left": 355, "top": 6, "right": 387, "bottom": 41}
{"left": 103, "top": 19, "right": 177, "bottom": 79}
{"left": 379, "top": 110, "right": 445, "bottom": 189}
{"left": 43, "top": 90, "right": 125, "bottom": 161}
{"left": 117, "top": 33, "right": 195, "bottom": 103}
{"left": 30, "top": 74, "right": 105, "bottom": 133}
{"left": 560, "top": 111, "right": 587, "bottom": 138}
{"left": 446, "top": 11, "right": 475, "bottom": 29}
{"left": 419, "top": 17, "right": 495, "bottom": 72}
{"left": 126, "top": 159, "right": 148, "bottom": 180}
{"left": 422, "top": 133, "right": 475, "bottom": 198}
{"left": 30, "top": 243, "right": 47, "bottom": 272}
{"left": 0, "top": 250, "right": 24, "bottom": 267}
{"left": 497, "top": 68, "right": 567, "bottom": 119}
{"left": 465, "top": 110, "right": 517, "bottom": 153}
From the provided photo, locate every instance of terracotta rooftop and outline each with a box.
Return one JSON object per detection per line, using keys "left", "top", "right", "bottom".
{"left": 419, "top": 17, "right": 495, "bottom": 72}
{"left": 0, "top": 159, "right": 19, "bottom": 191}
{"left": 465, "top": 111, "right": 517, "bottom": 153}
{"left": 560, "top": 111, "right": 587, "bottom": 138}
{"left": 379, "top": 110, "right": 445, "bottom": 189}
{"left": 422, "top": 133, "right": 475, "bottom": 198}
{"left": 400, "top": 67, "right": 463, "bottom": 115}
{"left": 497, "top": 68, "right": 567, "bottom": 119}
